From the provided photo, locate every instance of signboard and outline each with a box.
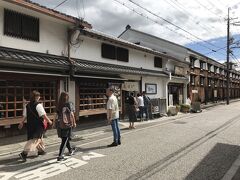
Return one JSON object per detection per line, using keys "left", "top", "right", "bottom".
{"left": 122, "top": 81, "right": 139, "bottom": 91}
{"left": 175, "top": 66, "right": 185, "bottom": 76}
{"left": 192, "top": 90, "right": 198, "bottom": 94}
{"left": 145, "top": 83, "right": 157, "bottom": 94}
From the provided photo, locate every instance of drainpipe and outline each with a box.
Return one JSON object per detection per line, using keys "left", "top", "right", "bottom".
{"left": 67, "top": 29, "right": 75, "bottom": 78}
{"left": 165, "top": 70, "right": 171, "bottom": 111}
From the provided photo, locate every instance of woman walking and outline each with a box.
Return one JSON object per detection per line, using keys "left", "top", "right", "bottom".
{"left": 56, "top": 92, "right": 76, "bottom": 161}
{"left": 18, "top": 90, "right": 52, "bottom": 161}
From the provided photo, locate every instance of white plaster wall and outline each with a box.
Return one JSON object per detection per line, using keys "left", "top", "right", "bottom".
{"left": 142, "top": 76, "right": 167, "bottom": 99}
{"left": 71, "top": 37, "right": 167, "bottom": 71}
{"left": 0, "top": 4, "right": 68, "bottom": 56}
{"left": 166, "top": 59, "right": 188, "bottom": 75}
{"left": 119, "top": 29, "right": 188, "bottom": 62}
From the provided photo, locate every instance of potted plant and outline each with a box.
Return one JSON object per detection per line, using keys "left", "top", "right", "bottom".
{"left": 176, "top": 105, "right": 180, "bottom": 113}
{"left": 180, "top": 104, "right": 190, "bottom": 113}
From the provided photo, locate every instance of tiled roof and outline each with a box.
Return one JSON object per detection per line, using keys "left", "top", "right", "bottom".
{"left": 0, "top": 46, "right": 70, "bottom": 67}
{"left": 74, "top": 59, "right": 168, "bottom": 77}
{"left": 80, "top": 28, "right": 189, "bottom": 64}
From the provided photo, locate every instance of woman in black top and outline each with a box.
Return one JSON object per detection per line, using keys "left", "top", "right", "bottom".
{"left": 18, "top": 91, "right": 52, "bottom": 161}
{"left": 56, "top": 92, "right": 76, "bottom": 161}
{"left": 127, "top": 92, "right": 137, "bottom": 129}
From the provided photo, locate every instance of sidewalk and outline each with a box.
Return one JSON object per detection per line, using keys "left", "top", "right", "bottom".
{"left": 201, "top": 98, "right": 240, "bottom": 109}
{"left": 0, "top": 112, "right": 194, "bottom": 157}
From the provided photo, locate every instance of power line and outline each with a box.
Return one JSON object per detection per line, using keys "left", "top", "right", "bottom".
{"left": 113, "top": 0, "right": 218, "bottom": 51}
{"left": 164, "top": 0, "right": 221, "bottom": 35}
{"left": 127, "top": 0, "right": 221, "bottom": 49}
{"left": 194, "top": 0, "right": 225, "bottom": 21}
{"left": 172, "top": 0, "right": 224, "bottom": 33}
{"left": 53, "top": 0, "right": 70, "bottom": 10}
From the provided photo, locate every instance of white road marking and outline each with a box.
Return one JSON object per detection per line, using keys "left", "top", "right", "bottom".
{"left": 0, "top": 151, "right": 105, "bottom": 180}
{"left": 82, "top": 152, "right": 105, "bottom": 161}
{"left": 221, "top": 154, "right": 240, "bottom": 180}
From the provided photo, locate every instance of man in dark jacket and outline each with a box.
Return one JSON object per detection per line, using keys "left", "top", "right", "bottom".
{"left": 142, "top": 91, "right": 152, "bottom": 120}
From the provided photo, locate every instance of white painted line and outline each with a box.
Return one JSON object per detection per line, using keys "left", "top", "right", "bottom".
{"left": 221, "top": 154, "right": 240, "bottom": 180}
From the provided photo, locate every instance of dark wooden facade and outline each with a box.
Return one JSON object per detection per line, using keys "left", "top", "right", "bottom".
{"left": 188, "top": 56, "right": 240, "bottom": 104}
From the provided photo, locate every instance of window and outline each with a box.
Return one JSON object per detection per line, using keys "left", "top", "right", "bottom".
{"left": 219, "top": 68, "right": 222, "bottom": 75}
{"left": 214, "top": 67, "right": 218, "bottom": 74}
{"left": 190, "top": 75, "right": 195, "bottom": 85}
{"left": 4, "top": 9, "right": 39, "bottom": 42}
{"left": 0, "top": 81, "right": 56, "bottom": 120}
{"left": 200, "top": 77, "right": 204, "bottom": 86}
{"left": 200, "top": 61, "right": 204, "bottom": 70}
{"left": 190, "top": 56, "right": 196, "bottom": 68}
{"left": 220, "top": 80, "right": 223, "bottom": 87}
{"left": 208, "top": 64, "right": 211, "bottom": 71}
{"left": 101, "top": 43, "right": 129, "bottom": 62}
{"left": 116, "top": 47, "right": 129, "bottom": 62}
{"left": 214, "top": 79, "right": 218, "bottom": 87}
{"left": 101, "top": 43, "right": 116, "bottom": 60}
{"left": 154, "top": 57, "right": 163, "bottom": 68}
{"left": 208, "top": 78, "right": 212, "bottom": 86}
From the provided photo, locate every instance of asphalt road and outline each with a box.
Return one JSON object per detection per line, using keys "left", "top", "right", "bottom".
{"left": 1, "top": 102, "right": 240, "bottom": 180}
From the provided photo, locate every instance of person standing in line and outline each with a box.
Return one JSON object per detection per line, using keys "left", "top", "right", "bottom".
{"left": 127, "top": 92, "right": 137, "bottom": 129}
{"left": 106, "top": 87, "right": 121, "bottom": 147}
{"left": 137, "top": 93, "right": 144, "bottom": 121}
{"left": 56, "top": 92, "right": 76, "bottom": 161}
{"left": 18, "top": 91, "right": 52, "bottom": 161}
{"left": 142, "top": 91, "right": 151, "bottom": 121}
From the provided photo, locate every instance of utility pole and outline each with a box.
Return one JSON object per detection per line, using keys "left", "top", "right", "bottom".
{"left": 226, "top": 7, "right": 230, "bottom": 105}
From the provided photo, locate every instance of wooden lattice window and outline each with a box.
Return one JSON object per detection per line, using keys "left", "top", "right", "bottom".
{"left": 0, "top": 81, "right": 56, "bottom": 120}
{"left": 4, "top": 9, "right": 39, "bottom": 42}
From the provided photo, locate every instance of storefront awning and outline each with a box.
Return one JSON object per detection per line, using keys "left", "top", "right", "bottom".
{"left": 0, "top": 46, "right": 70, "bottom": 72}
{"left": 0, "top": 69, "right": 69, "bottom": 77}
{"left": 74, "top": 59, "right": 168, "bottom": 77}
{"left": 73, "top": 74, "right": 127, "bottom": 81}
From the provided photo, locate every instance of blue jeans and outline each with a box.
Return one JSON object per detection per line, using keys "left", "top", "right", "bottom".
{"left": 111, "top": 119, "right": 121, "bottom": 143}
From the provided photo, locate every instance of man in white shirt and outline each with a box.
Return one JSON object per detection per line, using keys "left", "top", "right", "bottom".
{"left": 137, "top": 93, "right": 144, "bottom": 121}
{"left": 106, "top": 87, "right": 121, "bottom": 147}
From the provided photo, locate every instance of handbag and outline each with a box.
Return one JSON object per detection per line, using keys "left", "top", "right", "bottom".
{"left": 43, "top": 118, "right": 48, "bottom": 130}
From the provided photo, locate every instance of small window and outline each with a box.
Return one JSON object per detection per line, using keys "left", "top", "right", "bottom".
{"left": 190, "top": 75, "right": 195, "bottom": 85}
{"left": 208, "top": 64, "right": 212, "bottom": 72}
{"left": 154, "top": 57, "right": 163, "bottom": 68}
{"left": 200, "top": 77, "right": 204, "bottom": 85}
{"left": 200, "top": 61, "right": 204, "bottom": 70}
{"left": 101, "top": 43, "right": 116, "bottom": 60}
{"left": 4, "top": 9, "right": 39, "bottom": 42}
{"left": 190, "top": 56, "right": 196, "bottom": 68}
{"left": 208, "top": 78, "right": 212, "bottom": 86}
{"left": 117, "top": 47, "right": 129, "bottom": 62}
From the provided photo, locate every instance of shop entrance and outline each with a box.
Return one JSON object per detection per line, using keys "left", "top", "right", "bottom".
{"left": 168, "top": 83, "right": 184, "bottom": 105}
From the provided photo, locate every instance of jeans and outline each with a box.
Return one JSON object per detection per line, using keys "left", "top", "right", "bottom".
{"left": 143, "top": 106, "right": 149, "bottom": 119}
{"left": 111, "top": 119, "right": 121, "bottom": 143}
{"left": 139, "top": 106, "right": 144, "bottom": 119}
